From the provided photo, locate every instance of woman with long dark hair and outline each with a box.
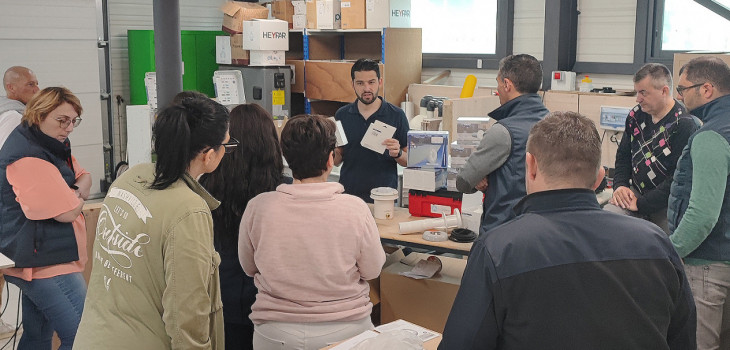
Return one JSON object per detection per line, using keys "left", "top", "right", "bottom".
{"left": 200, "top": 103, "right": 284, "bottom": 349}
{"left": 75, "top": 97, "right": 233, "bottom": 349}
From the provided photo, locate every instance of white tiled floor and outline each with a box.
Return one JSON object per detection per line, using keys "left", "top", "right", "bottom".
{"left": 0, "top": 282, "right": 21, "bottom": 350}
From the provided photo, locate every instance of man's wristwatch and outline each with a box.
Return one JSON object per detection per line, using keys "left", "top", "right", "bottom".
{"left": 392, "top": 148, "right": 403, "bottom": 158}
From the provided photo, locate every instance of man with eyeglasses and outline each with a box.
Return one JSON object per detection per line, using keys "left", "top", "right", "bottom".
{"left": 669, "top": 56, "right": 730, "bottom": 350}
{"left": 605, "top": 63, "right": 697, "bottom": 233}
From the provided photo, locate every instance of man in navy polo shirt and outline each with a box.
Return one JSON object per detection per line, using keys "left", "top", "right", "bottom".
{"left": 334, "top": 58, "right": 409, "bottom": 203}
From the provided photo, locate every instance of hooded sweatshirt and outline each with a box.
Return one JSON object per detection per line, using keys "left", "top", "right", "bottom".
{"left": 0, "top": 96, "right": 25, "bottom": 148}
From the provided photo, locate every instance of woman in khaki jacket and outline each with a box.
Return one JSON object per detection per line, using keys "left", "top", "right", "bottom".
{"left": 74, "top": 96, "right": 235, "bottom": 349}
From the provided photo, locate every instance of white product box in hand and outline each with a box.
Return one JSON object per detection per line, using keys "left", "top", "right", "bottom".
{"left": 403, "top": 168, "right": 447, "bottom": 192}
{"left": 292, "top": 0, "right": 307, "bottom": 14}
{"left": 407, "top": 130, "right": 449, "bottom": 168}
{"left": 317, "top": 0, "right": 341, "bottom": 29}
{"left": 456, "top": 116, "right": 491, "bottom": 142}
{"left": 242, "top": 19, "right": 290, "bottom": 51}
{"left": 249, "top": 50, "right": 286, "bottom": 66}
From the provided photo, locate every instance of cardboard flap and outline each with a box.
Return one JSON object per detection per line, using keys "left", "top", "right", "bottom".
{"left": 221, "top": 2, "right": 241, "bottom": 16}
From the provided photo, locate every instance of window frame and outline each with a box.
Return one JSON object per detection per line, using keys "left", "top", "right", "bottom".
{"left": 421, "top": 0, "right": 513, "bottom": 70}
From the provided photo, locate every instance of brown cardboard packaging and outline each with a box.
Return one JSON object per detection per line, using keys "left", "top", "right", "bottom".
{"left": 272, "top": 0, "right": 295, "bottom": 28}
{"left": 673, "top": 53, "right": 730, "bottom": 90}
{"left": 286, "top": 59, "right": 305, "bottom": 93}
{"left": 221, "top": 1, "right": 270, "bottom": 34}
{"left": 380, "top": 253, "right": 466, "bottom": 333}
{"left": 341, "top": 0, "right": 366, "bottom": 29}
{"left": 230, "top": 34, "right": 250, "bottom": 66}
{"left": 306, "top": 0, "right": 318, "bottom": 29}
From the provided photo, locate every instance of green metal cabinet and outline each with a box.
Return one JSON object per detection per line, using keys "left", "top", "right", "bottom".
{"left": 128, "top": 30, "right": 225, "bottom": 105}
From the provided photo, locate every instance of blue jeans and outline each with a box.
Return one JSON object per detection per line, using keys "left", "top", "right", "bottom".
{"left": 5, "top": 272, "right": 86, "bottom": 350}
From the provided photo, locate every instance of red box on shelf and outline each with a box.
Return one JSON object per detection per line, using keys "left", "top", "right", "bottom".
{"left": 408, "top": 189, "right": 463, "bottom": 218}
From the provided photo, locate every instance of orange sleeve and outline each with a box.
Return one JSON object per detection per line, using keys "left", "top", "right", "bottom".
{"left": 71, "top": 155, "right": 89, "bottom": 179}
{"left": 6, "top": 157, "right": 81, "bottom": 221}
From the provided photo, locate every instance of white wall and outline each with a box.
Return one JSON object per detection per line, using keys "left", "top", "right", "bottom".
{"left": 0, "top": 0, "right": 105, "bottom": 195}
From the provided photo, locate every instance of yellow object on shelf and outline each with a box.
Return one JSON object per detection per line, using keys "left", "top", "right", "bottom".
{"left": 460, "top": 75, "right": 477, "bottom": 98}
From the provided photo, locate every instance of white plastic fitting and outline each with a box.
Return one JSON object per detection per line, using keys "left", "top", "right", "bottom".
{"left": 399, "top": 209, "right": 462, "bottom": 234}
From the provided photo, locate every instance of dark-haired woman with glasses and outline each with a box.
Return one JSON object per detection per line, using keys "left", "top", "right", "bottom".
{"left": 0, "top": 87, "right": 91, "bottom": 350}
{"left": 200, "top": 103, "right": 286, "bottom": 350}
{"left": 75, "top": 97, "right": 232, "bottom": 349}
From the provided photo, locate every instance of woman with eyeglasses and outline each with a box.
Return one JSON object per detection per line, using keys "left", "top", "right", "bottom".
{"left": 0, "top": 87, "right": 90, "bottom": 350}
{"left": 74, "top": 97, "right": 232, "bottom": 349}
{"left": 199, "top": 103, "right": 285, "bottom": 350}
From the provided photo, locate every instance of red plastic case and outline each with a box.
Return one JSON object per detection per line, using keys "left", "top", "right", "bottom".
{"left": 408, "top": 189, "right": 463, "bottom": 217}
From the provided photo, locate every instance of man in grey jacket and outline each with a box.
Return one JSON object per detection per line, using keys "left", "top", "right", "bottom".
{"left": 0, "top": 66, "right": 39, "bottom": 146}
{"left": 456, "top": 54, "right": 549, "bottom": 234}
{"left": 0, "top": 65, "right": 37, "bottom": 339}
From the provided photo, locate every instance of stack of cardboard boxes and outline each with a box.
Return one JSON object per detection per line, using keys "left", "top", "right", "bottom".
{"left": 277, "top": 0, "right": 411, "bottom": 30}
{"left": 242, "top": 19, "right": 290, "bottom": 66}
{"left": 218, "top": 2, "right": 270, "bottom": 66}
{"left": 447, "top": 117, "right": 491, "bottom": 191}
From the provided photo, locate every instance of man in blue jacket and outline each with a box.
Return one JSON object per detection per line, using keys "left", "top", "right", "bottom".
{"left": 441, "top": 111, "right": 695, "bottom": 350}
{"left": 456, "top": 54, "right": 548, "bottom": 234}
{"left": 669, "top": 56, "right": 730, "bottom": 350}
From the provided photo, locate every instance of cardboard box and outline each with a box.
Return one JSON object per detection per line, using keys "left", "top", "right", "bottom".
{"left": 221, "top": 1, "right": 270, "bottom": 34}
{"left": 380, "top": 253, "right": 466, "bottom": 333}
{"left": 230, "top": 34, "right": 250, "bottom": 66}
{"left": 366, "top": 0, "right": 411, "bottom": 29}
{"left": 249, "top": 50, "right": 286, "bottom": 66}
{"left": 306, "top": 0, "right": 318, "bottom": 29}
{"left": 317, "top": 0, "right": 341, "bottom": 29}
{"left": 407, "top": 130, "right": 449, "bottom": 168}
{"left": 272, "top": 0, "right": 295, "bottom": 28}
{"left": 242, "top": 19, "right": 290, "bottom": 51}
{"left": 446, "top": 168, "right": 458, "bottom": 191}
{"left": 286, "top": 59, "right": 305, "bottom": 93}
{"left": 673, "top": 52, "right": 730, "bottom": 91}
{"left": 456, "top": 116, "right": 491, "bottom": 142}
{"left": 215, "top": 36, "right": 232, "bottom": 64}
{"left": 403, "top": 168, "right": 447, "bottom": 192}
{"left": 293, "top": 14, "right": 307, "bottom": 29}
{"left": 341, "top": 0, "right": 366, "bottom": 29}
{"left": 292, "top": 0, "right": 307, "bottom": 14}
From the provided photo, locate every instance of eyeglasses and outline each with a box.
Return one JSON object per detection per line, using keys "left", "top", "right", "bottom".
{"left": 676, "top": 83, "right": 706, "bottom": 97}
{"left": 56, "top": 117, "right": 82, "bottom": 128}
{"left": 221, "top": 137, "right": 240, "bottom": 154}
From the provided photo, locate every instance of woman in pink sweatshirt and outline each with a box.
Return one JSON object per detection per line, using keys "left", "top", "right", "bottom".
{"left": 239, "top": 114, "right": 386, "bottom": 350}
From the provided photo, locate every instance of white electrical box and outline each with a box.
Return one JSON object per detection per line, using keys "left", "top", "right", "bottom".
{"left": 551, "top": 71, "right": 576, "bottom": 91}
{"left": 126, "top": 105, "right": 155, "bottom": 168}
{"left": 599, "top": 106, "right": 631, "bottom": 131}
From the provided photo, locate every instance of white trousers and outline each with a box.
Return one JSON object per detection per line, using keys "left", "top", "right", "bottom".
{"left": 253, "top": 317, "right": 373, "bottom": 350}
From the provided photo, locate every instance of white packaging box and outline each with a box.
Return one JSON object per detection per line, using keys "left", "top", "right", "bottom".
{"left": 215, "top": 36, "right": 232, "bottom": 64}
{"left": 450, "top": 142, "right": 478, "bottom": 158}
{"left": 293, "top": 14, "right": 307, "bottom": 29}
{"left": 249, "top": 50, "right": 286, "bottom": 66}
{"left": 403, "top": 168, "right": 448, "bottom": 192}
{"left": 456, "top": 116, "right": 491, "bottom": 142}
{"left": 242, "top": 19, "right": 290, "bottom": 51}
{"left": 407, "top": 130, "right": 449, "bottom": 168}
{"left": 292, "top": 0, "right": 307, "bottom": 14}
{"left": 317, "top": 0, "right": 341, "bottom": 29}
{"left": 366, "top": 0, "right": 411, "bottom": 29}
{"left": 446, "top": 168, "right": 459, "bottom": 191}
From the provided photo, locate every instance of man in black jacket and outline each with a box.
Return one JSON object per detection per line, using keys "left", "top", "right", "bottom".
{"left": 440, "top": 111, "right": 696, "bottom": 350}
{"left": 606, "top": 63, "right": 697, "bottom": 233}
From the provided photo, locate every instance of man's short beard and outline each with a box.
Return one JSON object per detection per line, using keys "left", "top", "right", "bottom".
{"left": 358, "top": 93, "right": 377, "bottom": 105}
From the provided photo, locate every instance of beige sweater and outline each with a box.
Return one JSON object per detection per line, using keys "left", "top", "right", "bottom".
{"left": 239, "top": 182, "right": 386, "bottom": 324}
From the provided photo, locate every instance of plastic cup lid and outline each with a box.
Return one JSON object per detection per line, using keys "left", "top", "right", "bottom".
{"left": 371, "top": 187, "right": 398, "bottom": 196}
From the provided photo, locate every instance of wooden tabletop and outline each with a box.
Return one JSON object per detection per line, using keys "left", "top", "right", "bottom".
{"left": 370, "top": 204, "right": 473, "bottom": 256}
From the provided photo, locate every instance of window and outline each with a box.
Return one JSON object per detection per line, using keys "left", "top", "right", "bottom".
{"left": 661, "top": 0, "right": 730, "bottom": 51}
{"left": 417, "top": 0, "right": 512, "bottom": 69}
{"left": 412, "top": 0, "right": 498, "bottom": 55}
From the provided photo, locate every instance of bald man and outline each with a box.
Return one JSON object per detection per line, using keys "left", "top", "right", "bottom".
{"left": 0, "top": 66, "right": 38, "bottom": 339}
{"left": 0, "top": 66, "right": 39, "bottom": 146}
